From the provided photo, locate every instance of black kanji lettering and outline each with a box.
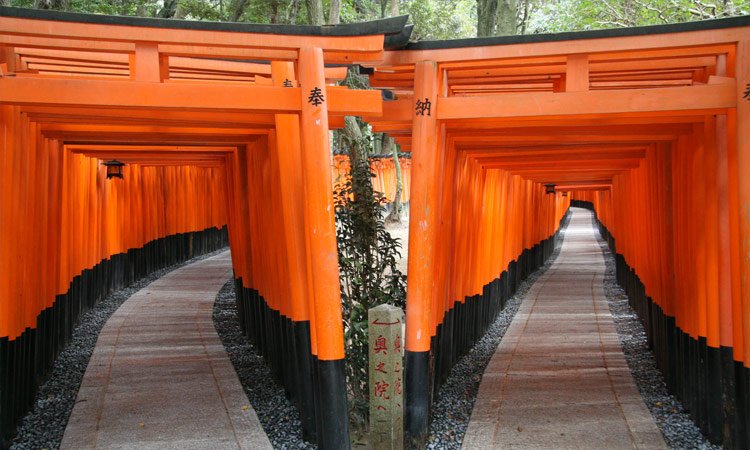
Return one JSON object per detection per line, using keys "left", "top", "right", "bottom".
{"left": 307, "top": 87, "right": 325, "bottom": 106}
{"left": 415, "top": 97, "right": 432, "bottom": 116}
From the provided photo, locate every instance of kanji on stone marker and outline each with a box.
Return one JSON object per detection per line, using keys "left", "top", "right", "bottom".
{"left": 374, "top": 335, "right": 387, "bottom": 354}
{"left": 374, "top": 380, "right": 390, "bottom": 399}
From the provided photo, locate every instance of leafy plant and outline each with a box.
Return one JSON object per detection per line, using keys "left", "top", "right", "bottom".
{"left": 334, "top": 116, "right": 407, "bottom": 431}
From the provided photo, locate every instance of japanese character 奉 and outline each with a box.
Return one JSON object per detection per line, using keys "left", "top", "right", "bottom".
{"left": 307, "top": 87, "right": 325, "bottom": 106}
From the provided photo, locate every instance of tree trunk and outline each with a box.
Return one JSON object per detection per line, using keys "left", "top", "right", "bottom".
{"left": 228, "top": 0, "right": 249, "bottom": 21}
{"left": 517, "top": 0, "right": 531, "bottom": 35}
{"left": 329, "top": 0, "right": 341, "bottom": 25}
{"left": 286, "top": 0, "right": 301, "bottom": 24}
{"left": 391, "top": 0, "right": 399, "bottom": 17}
{"left": 496, "top": 0, "right": 518, "bottom": 35}
{"left": 306, "top": 0, "right": 325, "bottom": 25}
{"left": 385, "top": 137, "right": 403, "bottom": 224}
{"left": 477, "top": 0, "right": 498, "bottom": 37}
{"left": 478, "top": 0, "right": 519, "bottom": 37}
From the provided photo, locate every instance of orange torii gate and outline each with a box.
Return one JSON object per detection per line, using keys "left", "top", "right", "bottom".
{"left": 3, "top": 5, "right": 750, "bottom": 450}
{"left": 363, "top": 17, "right": 750, "bottom": 447}
{"left": 0, "top": 7, "right": 410, "bottom": 448}
{"left": 333, "top": 154, "right": 412, "bottom": 203}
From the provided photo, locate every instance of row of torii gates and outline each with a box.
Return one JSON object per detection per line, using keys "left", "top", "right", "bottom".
{"left": 0, "top": 6, "right": 749, "bottom": 449}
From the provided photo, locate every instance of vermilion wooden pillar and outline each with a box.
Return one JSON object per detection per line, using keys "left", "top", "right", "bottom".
{"left": 404, "top": 59, "right": 439, "bottom": 448}
{"left": 270, "top": 61, "right": 317, "bottom": 442}
{"left": 734, "top": 40, "right": 750, "bottom": 449}
{"left": 737, "top": 39, "right": 750, "bottom": 373}
{"left": 297, "top": 47, "right": 349, "bottom": 450}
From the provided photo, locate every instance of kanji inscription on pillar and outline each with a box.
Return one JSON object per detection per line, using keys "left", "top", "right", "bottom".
{"left": 307, "top": 86, "right": 325, "bottom": 106}
{"left": 415, "top": 97, "right": 431, "bottom": 116}
{"left": 369, "top": 304, "right": 404, "bottom": 450}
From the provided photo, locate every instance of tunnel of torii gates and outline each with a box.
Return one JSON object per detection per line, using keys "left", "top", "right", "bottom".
{"left": 0, "top": 5, "right": 750, "bottom": 449}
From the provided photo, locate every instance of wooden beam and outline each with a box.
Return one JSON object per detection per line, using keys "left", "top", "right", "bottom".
{"left": 438, "top": 83, "right": 735, "bottom": 120}
{"left": 382, "top": 30, "right": 743, "bottom": 65}
{"left": 0, "top": 15, "right": 386, "bottom": 53}
{"left": 0, "top": 77, "right": 381, "bottom": 115}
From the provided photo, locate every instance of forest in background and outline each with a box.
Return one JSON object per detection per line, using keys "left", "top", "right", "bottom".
{"left": 2, "top": 0, "right": 749, "bottom": 40}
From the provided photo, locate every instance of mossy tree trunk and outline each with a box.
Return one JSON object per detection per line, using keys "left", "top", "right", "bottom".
{"left": 385, "top": 136, "right": 403, "bottom": 224}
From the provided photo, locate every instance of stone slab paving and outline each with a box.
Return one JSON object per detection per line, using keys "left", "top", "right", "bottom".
{"left": 61, "top": 251, "right": 272, "bottom": 450}
{"left": 463, "top": 208, "right": 666, "bottom": 450}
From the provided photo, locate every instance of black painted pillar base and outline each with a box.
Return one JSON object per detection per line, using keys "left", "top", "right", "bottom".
{"left": 317, "top": 359, "right": 350, "bottom": 450}
{"left": 405, "top": 350, "right": 430, "bottom": 450}
{"left": 294, "top": 321, "right": 317, "bottom": 443}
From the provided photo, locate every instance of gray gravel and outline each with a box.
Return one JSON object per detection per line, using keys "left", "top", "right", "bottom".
{"left": 9, "top": 248, "right": 227, "bottom": 450}
{"left": 426, "top": 230, "right": 567, "bottom": 449}
{"left": 212, "top": 280, "right": 316, "bottom": 450}
{"left": 593, "top": 218, "right": 720, "bottom": 449}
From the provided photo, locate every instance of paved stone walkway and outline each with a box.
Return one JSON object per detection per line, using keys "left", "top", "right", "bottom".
{"left": 61, "top": 251, "right": 272, "bottom": 450}
{"left": 463, "top": 208, "right": 666, "bottom": 449}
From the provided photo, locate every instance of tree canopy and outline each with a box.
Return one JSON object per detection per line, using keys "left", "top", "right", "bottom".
{"left": 6, "top": 0, "right": 748, "bottom": 38}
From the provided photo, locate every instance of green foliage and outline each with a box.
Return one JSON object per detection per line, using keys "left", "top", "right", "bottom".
{"left": 334, "top": 151, "right": 407, "bottom": 430}
{"left": 403, "top": 0, "right": 476, "bottom": 39}
{"left": 528, "top": 0, "right": 750, "bottom": 33}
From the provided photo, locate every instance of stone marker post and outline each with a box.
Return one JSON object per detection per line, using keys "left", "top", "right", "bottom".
{"left": 369, "top": 304, "right": 404, "bottom": 450}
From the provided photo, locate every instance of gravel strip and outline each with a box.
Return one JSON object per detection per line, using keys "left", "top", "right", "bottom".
{"left": 10, "top": 247, "right": 228, "bottom": 450}
{"left": 427, "top": 229, "right": 567, "bottom": 449}
{"left": 213, "top": 280, "right": 315, "bottom": 450}
{"left": 592, "top": 217, "right": 719, "bottom": 450}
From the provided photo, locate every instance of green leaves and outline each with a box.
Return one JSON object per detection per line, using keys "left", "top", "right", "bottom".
{"left": 334, "top": 126, "right": 406, "bottom": 431}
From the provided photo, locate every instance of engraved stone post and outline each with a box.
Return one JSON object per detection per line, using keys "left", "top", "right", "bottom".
{"left": 369, "top": 304, "right": 404, "bottom": 450}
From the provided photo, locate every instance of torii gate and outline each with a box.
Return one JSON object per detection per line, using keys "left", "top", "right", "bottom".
{"left": 0, "top": 7, "right": 408, "bottom": 449}
{"left": 3, "top": 6, "right": 750, "bottom": 450}
{"left": 363, "top": 16, "right": 750, "bottom": 448}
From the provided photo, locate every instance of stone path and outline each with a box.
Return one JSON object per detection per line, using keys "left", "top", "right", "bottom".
{"left": 463, "top": 208, "right": 666, "bottom": 449}
{"left": 61, "top": 251, "right": 272, "bottom": 450}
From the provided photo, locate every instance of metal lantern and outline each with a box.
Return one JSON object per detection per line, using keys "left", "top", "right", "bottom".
{"left": 103, "top": 160, "right": 125, "bottom": 179}
{"left": 544, "top": 183, "right": 556, "bottom": 194}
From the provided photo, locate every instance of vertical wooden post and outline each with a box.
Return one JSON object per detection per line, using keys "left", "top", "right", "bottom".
{"left": 565, "top": 54, "right": 589, "bottom": 92}
{"left": 270, "top": 60, "right": 317, "bottom": 442}
{"left": 297, "top": 47, "right": 349, "bottom": 450}
{"left": 404, "top": 60, "right": 438, "bottom": 448}
{"left": 736, "top": 40, "right": 750, "bottom": 374}
{"left": 129, "top": 42, "right": 167, "bottom": 82}
{"left": 733, "top": 41, "right": 750, "bottom": 450}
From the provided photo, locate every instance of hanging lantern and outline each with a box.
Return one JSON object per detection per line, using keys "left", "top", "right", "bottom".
{"left": 103, "top": 160, "right": 125, "bottom": 179}
{"left": 544, "top": 183, "right": 556, "bottom": 194}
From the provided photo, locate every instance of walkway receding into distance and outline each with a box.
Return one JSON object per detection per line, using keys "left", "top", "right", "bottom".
{"left": 61, "top": 251, "right": 272, "bottom": 450}
{"left": 463, "top": 208, "right": 666, "bottom": 449}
